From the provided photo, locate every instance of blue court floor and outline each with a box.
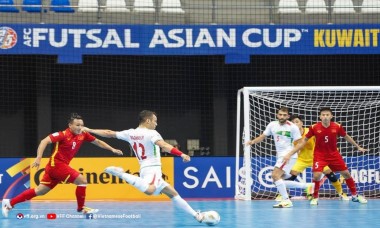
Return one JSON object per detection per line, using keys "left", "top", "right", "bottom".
{"left": 1, "top": 199, "right": 379, "bottom": 228}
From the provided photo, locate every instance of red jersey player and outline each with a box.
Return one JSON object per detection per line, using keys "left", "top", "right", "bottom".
{"left": 283, "top": 107, "right": 368, "bottom": 205}
{"left": 2, "top": 113, "right": 123, "bottom": 217}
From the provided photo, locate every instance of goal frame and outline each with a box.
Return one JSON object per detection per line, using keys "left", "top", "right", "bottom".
{"left": 235, "top": 86, "right": 380, "bottom": 200}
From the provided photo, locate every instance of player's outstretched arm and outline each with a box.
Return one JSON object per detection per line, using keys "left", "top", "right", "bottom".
{"left": 343, "top": 134, "right": 368, "bottom": 152}
{"left": 283, "top": 137, "right": 308, "bottom": 164}
{"left": 91, "top": 139, "right": 123, "bottom": 155}
{"left": 83, "top": 127, "right": 117, "bottom": 138}
{"left": 156, "top": 140, "right": 190, "bottom": 163}
{"left": 245, "top": 134, "right": 266, "bottom": 146}
{"left": 32, "top": 136, "right": 52, "bottom": 169}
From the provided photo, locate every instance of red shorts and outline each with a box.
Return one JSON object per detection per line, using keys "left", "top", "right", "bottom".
{"left": 40, "top": 162, "right": 80, "bottom": 189}
{"left": 312, "top": 152, "right": 348, "bottom": 172}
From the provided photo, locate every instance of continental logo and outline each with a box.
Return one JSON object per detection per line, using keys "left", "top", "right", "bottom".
{"left": 314, "top": 29, "right": 380, "bottom": 47}
{"left": 34, "top": 167, "right": 169, "bottom": 185}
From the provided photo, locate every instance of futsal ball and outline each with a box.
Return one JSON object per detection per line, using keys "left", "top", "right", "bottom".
{"left": 202, "top": 210, "right": 220, "bottom": 226}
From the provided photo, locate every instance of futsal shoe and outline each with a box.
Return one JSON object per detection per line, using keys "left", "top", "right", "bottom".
{"left": 275, "top": 194, "right": 283, "bottom": 202}
{"left": 339, "top": 192, "right": 349, "bottom": 201}
{"left": 273, "top": 199, "right": 293, "bottom": 208}
{"left": 195, "top": 211, "right": 205, "bottom": 223}
{"left": 2, "top": 199, "right": 12, "bottom": 218}
{"left": 310, "top": 198, "right": 318, "bottom": 205}
{"left": 352, "top": 195, "right": 368, "bottom": 204}
{"left": 104, "top": 166, "right": 125, "bottom": 178}
{"left": 79, "top": 206, "right": 99, "bottom": 214}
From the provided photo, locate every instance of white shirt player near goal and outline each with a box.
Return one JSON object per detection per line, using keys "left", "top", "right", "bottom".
{"left": 246, "top": 107, "right": 314, "bottom": 208}
{"left": 263, "top": 120, "right": 301, "bottom": 172}
{"left": 83, "top": 110, "right": 210, "bottom": 224}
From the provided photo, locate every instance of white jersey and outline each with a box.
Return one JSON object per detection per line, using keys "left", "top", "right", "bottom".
{"left": 263, "top": 120, "right": 302, "bottom": 158}
{"left": 116, "top": 127, "right": 163, "bottom": 169}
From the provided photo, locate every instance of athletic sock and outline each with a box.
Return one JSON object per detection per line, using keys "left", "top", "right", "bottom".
{"left": 283, "top": 180, "right": 308, "bottom": 189}
{"left": 312, "top": 180, "right": 320, "bottom": 198}
{"left": 10, "top": 189, "right": 37, "bottom": 207}
{"left": 172, "top": 195, "right": 197, "bottom": 216}
{"left": 331, "top": 180, "right": 343, "bottom": 195}
{"left": 76, "top": 185, "right": 86, "bottom": 211}
{"left": 275, "top": 179, "right": 289, "bottom": 200}
{"left": 121, "top": 173, "right": 149, "bottom": 192}
{"left": 282, "top": 173, "right": 292, "bottom": 180}
{"left": 345, "top": 177, "right": 357, "bottom": 196}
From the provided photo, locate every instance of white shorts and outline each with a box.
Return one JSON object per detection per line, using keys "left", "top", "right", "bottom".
{"left": 274, "top": 157, "right": 297, "bottom": 175}
{"left": 140, "top": 166, "right": 169, "bottom": 195}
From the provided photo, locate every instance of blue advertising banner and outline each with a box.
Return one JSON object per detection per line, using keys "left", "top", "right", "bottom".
{"left": 251, "top": 156, "right": 380, "bottom": 196}
{"left": 0, "top": 24, "right": 379, "bottom": 63}
{"left": 174, "top": 157, "right": 236, "bottom": 198}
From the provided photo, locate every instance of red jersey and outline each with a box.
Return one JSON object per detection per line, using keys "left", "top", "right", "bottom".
{"left": 305, "top": 122, "right": 346, "bottom": 156}
{"left": 48, "top": 128, "right": 96, "bottom": 166}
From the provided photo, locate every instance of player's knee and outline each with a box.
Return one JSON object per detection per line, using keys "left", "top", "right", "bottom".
{"left": 340, "top": 171, "right": 351, "bottom": 179}
{"left": 74, "top": 175, "right": 88, "bottom": 185}
{"left": 144, "top": 185, "right": 156, "bottom": 195}
{"left": 35, "top": 185, "right": 50, "bottom": 196}
{"left": 285, "top": 175, "right": 297, "bottom": 181}
{"left": 325, "top": 172, "right": 338, "bottom": 182}
{"left": 272, "top": 169, "right": 283, "bottom": 181}
{"left": 313, "top": 173, "right": 322, "bottom": 181}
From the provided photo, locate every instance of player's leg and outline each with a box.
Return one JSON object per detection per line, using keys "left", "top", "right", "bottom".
{"left": 310, "top": 155, "right": 330, "bottom": 205}
{"left": 2, "top": 172, "right": 54, "bottom": 218}
{"left": 161, "top": 185, "right": 204, "bottom": 222}
{"left": 322, "top": 167, "right": 348, "bottom": 200}
{"left": 339, "top": 170, "right": 367, "bottom": 204}
{"left": 310, "top": 171, "right": 323, "bottom": 205}
{"left": 283, "top": 159, "right": 314, "bottom": 194}
{"left": 272, "top": 159, "right": 293, "bottom": 208}
{"left": 104, "top": 166, "right": 155, "bottom": 194}
{"left": 328, "top": 156, "right": 367, "bottom": 204}
{"left": 275, "top": 164, "right": 302, "bottom": 201}
{"left": 73, "top": 174, "right": 93, "bottom": 213}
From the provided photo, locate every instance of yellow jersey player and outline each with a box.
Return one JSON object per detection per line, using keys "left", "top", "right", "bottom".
{"left": 276, "top": 114, "right": 348, "bottom": 201}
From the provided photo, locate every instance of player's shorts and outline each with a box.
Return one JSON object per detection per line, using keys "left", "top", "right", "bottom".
{"left": 40, "top": 163, "right": 80, "bottom": 189}
{"left": 292, "top": 159, "right": 332, "bottom": 173}
{"left": 274, "top": 156, "right": 297, "bottom": 174}
{"left": 140, "top": 165, "right": 169, "bottom": 195}
{"left": 313, "top": 153, "right": 348, "bottom": 172}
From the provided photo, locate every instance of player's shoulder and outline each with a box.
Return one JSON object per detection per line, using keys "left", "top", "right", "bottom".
{"left": 332, "top": 122, "right": 342, "bottom": 127}
{"left": 268, "top": 121, "right": 279, "bottom": 126}
{"left": 285, "top": 120, "right": 297, "bottom": 127}
{"left": 118, "top": 128, "right": 134, "bottom": 135}
{"left": 52, "top": 129, "right": 67, "bottom": 137}
{"left": 310, "top": 122, "right": 320, "bottom": 129}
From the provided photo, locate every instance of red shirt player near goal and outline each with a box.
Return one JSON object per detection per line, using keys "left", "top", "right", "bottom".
{"left": 283, "top": 107, "right": 368, "bottom": 205}
{"left": 2, "top": 113, "right": 123, "bottom": 217}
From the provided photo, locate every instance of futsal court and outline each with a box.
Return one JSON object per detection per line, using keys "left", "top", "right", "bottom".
{"left": 1, "top": 198, "right": 379, "bottom": 227}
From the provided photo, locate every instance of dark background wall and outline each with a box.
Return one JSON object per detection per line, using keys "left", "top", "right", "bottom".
{"left": 0, "top": 54, "right": 379, "bottom": 157}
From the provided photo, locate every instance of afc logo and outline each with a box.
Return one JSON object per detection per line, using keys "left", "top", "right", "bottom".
{"left": 0, "top": 27, "right": 17, "bottom": 49}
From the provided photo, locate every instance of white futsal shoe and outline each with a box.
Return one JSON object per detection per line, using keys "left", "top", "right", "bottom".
{"left": 104, "top": 166, "right": 125, "bottom": 178}
{"left": 80, "top": 206, "right": 99, "bottom": 214}
{"left": 2, "top": 199, "right": 12, "bottom": 218}
{"left": 339, "top": 192, "right": 350, "bottom": 201}
{"left": 195, "top": 211, "right": 205, "bottom": 223}
{"left": 273, "top": 199, "right": 293, "bottom": 208}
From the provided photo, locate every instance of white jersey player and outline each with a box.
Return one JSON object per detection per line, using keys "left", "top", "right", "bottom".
{"left": 83, "top": 110, "right": 207, "bottom": 224}
{"left": 246, "top": 107, "right": 313, "bottom": 208}
{"left": 116, "top": 128, "right": 163, "bottom": 170}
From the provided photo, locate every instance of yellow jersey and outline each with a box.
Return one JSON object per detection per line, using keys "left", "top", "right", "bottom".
{"left": 296, "top": 128, "right": 315, "bottom": 164}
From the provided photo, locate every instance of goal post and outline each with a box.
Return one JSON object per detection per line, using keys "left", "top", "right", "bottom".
{"left": 235, "top": 86, "right": 380, "bottom": 201}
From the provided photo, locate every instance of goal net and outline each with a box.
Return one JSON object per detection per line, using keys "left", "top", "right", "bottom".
{"left": 235, "top": 86, "right": 380, "bottom": 200}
